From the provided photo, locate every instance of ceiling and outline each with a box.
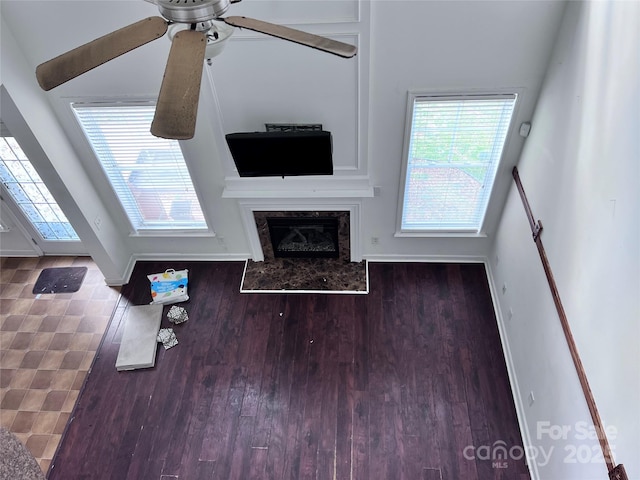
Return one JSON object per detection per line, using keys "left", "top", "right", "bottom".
{"left": 1, "top": 0, "right": 566, "bottom": 171}
{"left": 1, "top": 0, "right": 366, "bottom": 174}
{"left": 0, "top": 0, "right": 567, "bottom": 259}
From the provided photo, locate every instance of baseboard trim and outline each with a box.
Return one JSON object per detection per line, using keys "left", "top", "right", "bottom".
{"left": 363, "top": 254, "right": 487, "bottom": 263}
{"left": 0, "top": 250, "right": 40, "bottom": 257}
{"left": 105, "top": 254, "right": 251, "bottom": 286}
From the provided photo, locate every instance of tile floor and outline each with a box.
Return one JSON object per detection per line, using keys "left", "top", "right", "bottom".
{"left": 0, "top": 256, "right": 120, "bottom": 475}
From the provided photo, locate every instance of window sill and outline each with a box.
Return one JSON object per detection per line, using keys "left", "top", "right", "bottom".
{"left": 129, "top": 229, "right": 215, "bottom": 238}
{"left": 394, "top": 230, "right": 487, "bottom": 238}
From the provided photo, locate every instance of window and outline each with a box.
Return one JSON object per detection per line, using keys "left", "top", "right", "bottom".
{"left": 0, "top": 136, "right": 80, "bottom": 240}
{"left": 399, "top": 93, "right": 517, "bottom": 233}
{"left": 72, "top": 103, "right": 207, "bottom": 232}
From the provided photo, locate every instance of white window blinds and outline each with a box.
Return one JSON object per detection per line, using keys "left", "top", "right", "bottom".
{"left": 72, "top": 104, "right": 207, "bottom": 232}
{"left": 401, "top": 94, "right": 517, "bottom": 232}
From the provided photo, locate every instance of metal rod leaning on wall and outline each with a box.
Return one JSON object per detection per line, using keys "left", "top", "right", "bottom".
{"left": 512, "top": 166, "right": 627, "bottom": 480}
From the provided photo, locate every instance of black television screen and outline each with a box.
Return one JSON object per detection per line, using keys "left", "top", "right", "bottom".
{"left": 225, "top": 131, "right": 333, "bottom": 177}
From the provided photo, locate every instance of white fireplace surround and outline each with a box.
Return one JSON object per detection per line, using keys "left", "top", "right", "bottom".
{"left": 238, "top": 199, "right": 364, "bottom": 262}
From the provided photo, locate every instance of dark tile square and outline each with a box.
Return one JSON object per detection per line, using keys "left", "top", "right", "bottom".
{"left": 53, "top": 412, "right": 70, "bottom": 434}
{"left": 0, "top": 389, "right": 27, "bottom": 409}
{"left": 11, "top": 269, "right": 32, "bottom": 283}
{"left": 0, "top": 299, "right": 16, "bottom": 315}
{"left": 0, "top": 369, "right": 16, "bottom": 388}
{"left": 48, "top": 333, "right": 73, "bottom": 351}
{"left": 41, "top": 390, "right": 68, "bottom": 411}
{"left": 1, "top": 315, "right": 24, "bottom": 331}
{"left": 76, "top": 316, "right": 101, "bottom": 333}
{"left": 71, "top": 371, "right": 87, "bottom": 391}
{"left": 38, "top": 316, "right": 62, "bottom": 332}
{"left": 9, "top": 332, "right": 35, "bottom": 350}
{"left": 2, "top": 257, "right": 22, "bottom": 269}
{"left": 28, "top": 300, "right": 52, "bottom": 316}
{"left": 11, "top": 411, "right": 38, "bottom": 433}
{"left": 30, "top": 370, "right": 55, "bottom": 389}
{"left": 60, "top": 351, "right": 85, "bottom": 370}
{"left": 19, "top": 284, "right": 37, "bottom": 298}
{"left": 89, "top": 333, "right": 103, "bottom": 351}
{"left": 65, "top": 300, "right": 87, "bottom": 315}
{"left": 19, "top": 351, "right": 46, "bottom": 369}
{"left": 26, "top": 434, "right": 50, "bottom": 457}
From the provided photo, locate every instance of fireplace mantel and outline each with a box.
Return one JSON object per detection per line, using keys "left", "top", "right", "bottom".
{"left": 222, "top": 176, "right": 374, "bottom": 199}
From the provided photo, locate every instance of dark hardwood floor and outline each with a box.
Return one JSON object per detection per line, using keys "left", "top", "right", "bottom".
{"left": 49, "top": 262, "right": 529, "bottom": 479}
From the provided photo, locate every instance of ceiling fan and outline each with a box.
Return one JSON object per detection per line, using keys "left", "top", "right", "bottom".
{"left": 35, "top": 0, "right": 357, "bottom": 140}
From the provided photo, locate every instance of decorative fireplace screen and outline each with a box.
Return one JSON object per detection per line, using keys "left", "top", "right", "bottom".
{"left": 266, "top": 217, "right": 339, "bottom": 258}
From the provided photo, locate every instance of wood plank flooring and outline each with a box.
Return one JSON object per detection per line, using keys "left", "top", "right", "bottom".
{"left": 49, "top": 261, "right": 530, "bottom": 479}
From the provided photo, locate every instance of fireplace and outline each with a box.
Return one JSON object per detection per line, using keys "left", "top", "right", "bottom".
{"left": 252, "top": 210, "right": 352, "bottom": 262}
{"left": 267, "top": 217, "right": 339, "bottom": 258}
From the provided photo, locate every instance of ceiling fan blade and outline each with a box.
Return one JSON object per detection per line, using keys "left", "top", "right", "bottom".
{"left": 151, "top": 30, "right": 207, "bottom": 140}
{"left": 223, "top": 16, "right": 357, "bottom": 58}
{"left": 36, "top": 17, "right": 168, "bottom": 91}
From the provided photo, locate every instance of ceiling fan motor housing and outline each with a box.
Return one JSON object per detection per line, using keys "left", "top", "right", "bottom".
{"left": 157, "top": 0, "right": 230, "bottom": 23}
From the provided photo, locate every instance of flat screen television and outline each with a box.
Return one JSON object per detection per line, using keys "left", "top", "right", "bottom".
{"left": 225, "top": 131, "right": 333, "bottom": 177}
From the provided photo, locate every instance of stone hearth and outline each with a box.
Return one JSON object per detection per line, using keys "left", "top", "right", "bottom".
{"left": 240, "top": 210, "right": 367, "bottom": 292}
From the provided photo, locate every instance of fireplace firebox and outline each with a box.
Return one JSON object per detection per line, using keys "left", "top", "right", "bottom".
{"left": 267, "top": 217, "right": 339, "bottom": 258}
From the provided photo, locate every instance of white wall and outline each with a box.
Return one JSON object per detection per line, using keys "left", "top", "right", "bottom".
{"left": 1, "top": 15, "right": 131, "bottom": 283}
{"left": 364, "top": 0, "right": 564, "bottom": 261}
{"left": 490, "top": 1, "right": 639, "bottom": 478}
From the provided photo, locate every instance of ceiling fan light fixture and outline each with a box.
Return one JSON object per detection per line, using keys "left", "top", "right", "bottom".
{"left": 167, "top": 21, "right": 233, "bottom": 59}
{"left": 205, "top": 22, "right": 234, "bottom": 59}
{"left": 157, "top": 0, "right": 230, "bottom": 23}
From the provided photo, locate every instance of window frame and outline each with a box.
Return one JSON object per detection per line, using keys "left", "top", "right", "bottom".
{"left": 70, "top": 100, "right": 212, "bottom": 237}
{"left": 395, "top": 90, "right": 519, "bottom": 237}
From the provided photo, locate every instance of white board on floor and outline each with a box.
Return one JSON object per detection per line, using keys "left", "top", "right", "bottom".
{"left": 116, "top": 304, "right": 163, "bottom": 371}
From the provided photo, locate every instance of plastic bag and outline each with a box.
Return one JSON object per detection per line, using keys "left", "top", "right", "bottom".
{"left": 147, "top": 269, "right": 189, "bottom": 305}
